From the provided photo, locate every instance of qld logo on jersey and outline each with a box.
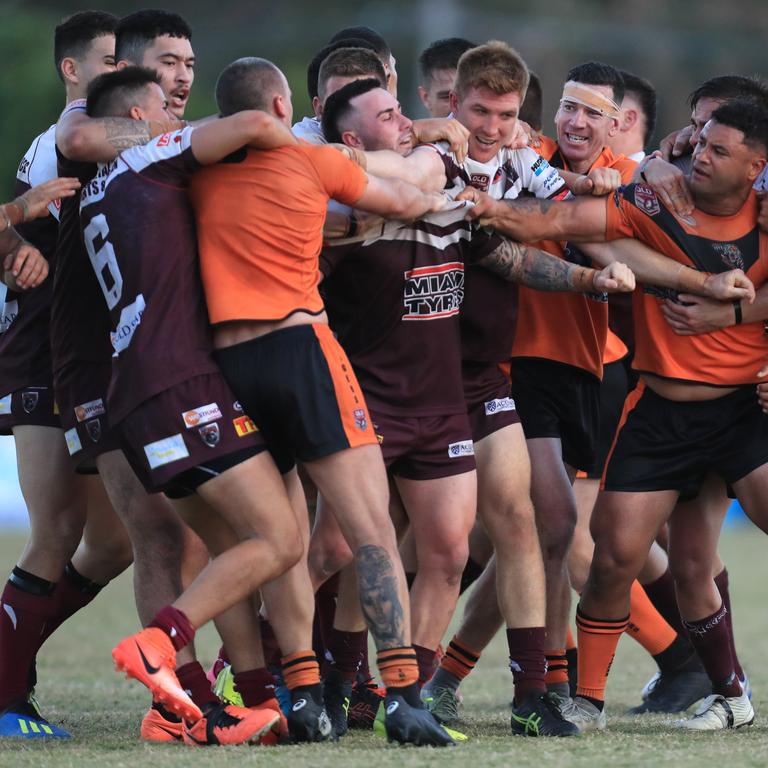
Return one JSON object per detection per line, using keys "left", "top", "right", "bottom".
{"left": 633, "top": 184, "right": 660, "bottom": 217}
{"left": 403, "top": 262, "right": 464, "bottom": 320}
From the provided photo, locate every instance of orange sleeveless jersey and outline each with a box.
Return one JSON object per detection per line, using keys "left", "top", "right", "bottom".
{"left": 189, "top": 144, "right": 367, "bottom": 324}
{"left": 605, "top": 186, "right": 768, "bottom": 386}
{"left": 511, "top": 136, "right": 637, "bottom": 380}
{"left": 603, "top": 328, "right": 628, "bottom": 365}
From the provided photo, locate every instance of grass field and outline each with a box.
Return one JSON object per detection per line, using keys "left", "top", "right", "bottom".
{"left": 0, "top": 528, "right": 767, "bottom": 767}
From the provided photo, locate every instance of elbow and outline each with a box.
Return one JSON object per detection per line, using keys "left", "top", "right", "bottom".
{"left": 58, "top": 129, "right": 89, "bottom": 162}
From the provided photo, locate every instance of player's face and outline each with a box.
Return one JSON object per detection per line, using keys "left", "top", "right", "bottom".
{"left": 689, "top": 97, "right": 724, "bottom": 150}
{"left": 137, "top": 83, "right": 174, "bottom": 122}
{"left": 77, "top": 34, "right": 117, "bottom": 86}
{"left": 451, "top": 86, "right": 521, "bottom": 163}
{"left": 140, "top": 35, "right": 195, "bottom": 118}
{"left": 419, "top": 68, "right": 456, "bottom": 118}
{"left": 349, "top": 88, "right": 413, "bottom": 155}
{"left": 555, "top": 84, "right": 617, "bottom": 172}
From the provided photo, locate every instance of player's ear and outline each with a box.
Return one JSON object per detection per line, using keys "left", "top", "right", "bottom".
{"left": 747, "top": 156, "right": 766, "bottom": 184}
{"left": 273, "top": 93, "right": 288, "bottom": 121}
{"left": 622, "top": 107, "right": 638, "bottom": 133}
{"left": 418, "top": 85, "right": 430, "bottom": 111}
{"left": 448, "top": 90, "right": 459, "bottom": 115}
{"left": 60, "top": 57, "right": 78, "bottom": 85}
{"left": 116, "top": 60, "right": 130, "bottom": 71}
{"left": 312, "top": 95, "right": 323, "bottom": 118}
{"left": 342, "top": 131, "right": 362, "bottom": 149}
{"left": 607, "top": 116, "right": 620, "bottom": 138}
{"left": 128, "top": 104, "right": 144, "bottom": 120}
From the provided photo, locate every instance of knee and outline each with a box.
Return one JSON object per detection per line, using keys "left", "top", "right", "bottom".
{"left": 419, "top": 539, "right": 470, "bottom": 585}
{"left": 587, "top": 543, "right": 640, "bottom": 595}
{"left": 484, "top": 497, "right": 537, "bottom": 544}
{"left": 668, "top": 553, "right": 710, "bottom": 590}
{"left": 537, "top": 504, "right": 577, "bottom": 563}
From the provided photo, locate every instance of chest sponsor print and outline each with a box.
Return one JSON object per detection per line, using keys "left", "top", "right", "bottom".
{"left": 0, "top": 300, "right": 18, "bottom": 334}
{"left": 403, "top": 262, "right": 464, "bottom": 320}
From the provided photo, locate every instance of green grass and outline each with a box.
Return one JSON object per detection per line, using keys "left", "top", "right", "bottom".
{"left": 0, "top": 529, "right": 767, "bottom": 766}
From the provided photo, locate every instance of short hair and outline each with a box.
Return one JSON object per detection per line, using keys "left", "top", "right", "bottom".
{"left": 329, "top": 26, "right": 390, "bottom": 60}
{"left": 54, "top": 11, "right": 118, "bottom": 82}
{"left": 86, "top": 66, "right": 161, "bottom": 118}
{"left": 519, "top": 71, "right": 543, "bottom": 131}
{"left": 418, "top": 37, "right": 475, "bottom": 84}
{"left": 307, "top": 38, "right": 378, "bottom": 101}
{"left": 215, "top": 57, "right": 285, "bottom": 116}
{"left": 710, "top": 100, "right": 768, "bottom": 156}
{"left": 454, "top": 41, "right": 529, "bottom": 101}
{"left": 321, "top": 78, "right": 382, "bottom": 144}
{"left": 115, "top": 10, "right": 192, "bottom": 64}
{"left": 317, "top": 47, "right": 386, "bottom": 103}
{"left": 566, "top": 61, "right": 625, "bottom": 104}
{"left": 618, "top": 69, "right": 658, "bottom": 146}
{"left": 689, "top": 75, "right": 768, "bottom": 111}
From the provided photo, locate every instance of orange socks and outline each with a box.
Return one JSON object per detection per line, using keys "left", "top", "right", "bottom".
{"left": 377, "top": 647, "right": 419, "bottom": 690}
{"left": 626, "top": 580, "right": 678, "bottom": 656}
{"left": 281, "top": 650, "right": 321, "bottom": 690}
{"left": 575, "top": 605, "right": 628, "bottom": 703}
{"left": 440, "top": 637, "right": 480, "bottom": 682}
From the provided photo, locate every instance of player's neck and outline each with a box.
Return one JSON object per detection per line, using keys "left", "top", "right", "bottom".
{"left": 65, "top": 84, "right": 87, "bottom": 105}
{"left": 562, "top": 150, "right": 604, "bottom": 175}
{"left": 693, "top": 188, "right": 751, "bottom": 217}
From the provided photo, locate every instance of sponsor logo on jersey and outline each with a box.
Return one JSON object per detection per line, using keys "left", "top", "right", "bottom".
{"left": 353, "top": 408, "right": 368, "bottom": 431}
{"left": 156, "top": 133, "right": 171, "bottom": 147}
{"left": 531, "top": 156, "right": 550, "bottom": 176}
{"left": 484, "top": 397, "right": 516, "bottom": 416}
{"left": 144, "top": 433, "right": 190, "bottom": 469}
{"left": 469, "top": 173, "right": 491, "bottom": 191}
{"left": 64, "top": 428, "right": 82, "bottom": 456}
{"left": 86, "top": 418, "right": 102, "bottom": 443}
{"left": 111, "top": 294, "right": 146, "bottom": 355}
{"left": 0, "top": 300, "right": 19, "bottom": 334}
{"left": 233, "top": 415, "right": 257, "bottom": 437}
{"left": 403, "top": 262, "right": 464, "bottom": 320}
{"left": 199, "top": 423, "right": 221, "bottom": 447}
{"left": 448, "top": 440, "right": 474, "bottom": 457}
{"left": 21, "top": 391, "right": 39, "bottom": 413}
{"left": 182, "top": 403, "right": 223, "bottom": 429}
{"left": 0, "top": 394, "right": 11, "bottom": 415}
{"left": 17, "top": 157, "right": 30, "bottom": 178}
{"left": 633, "top": 184, "right": 660, "bottom": 216}
{"left": 712, "top": 243, "right": 744, "bottom": 271}
{"left": 74, "top": 398, "right": 106, "bottom": 423}
{"left": 233, "top": 400, "right": 243, "bottom": 412}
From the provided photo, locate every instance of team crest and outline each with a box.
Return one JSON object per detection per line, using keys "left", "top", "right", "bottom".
{"left": 633, "top": 184, "right": 660, "bottom": 216}
{"left": 21, "top": 391, "right": 39, "bottom": 413}
{"left": 86, "top": 418, "right": 102, "bottom": 443}
{"left": 469, "top": 173, "right": 491, "bottom": 191}
{"left": 199, "top": 423, "right": 221, "bottom": 447}
{"left": 712, "top": 243, "right": 744, "bottom": 271}
{"left": 353, "top": 409, "right": 368, "bottom": 431}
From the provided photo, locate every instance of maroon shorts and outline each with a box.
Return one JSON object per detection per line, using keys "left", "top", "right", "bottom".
{"left": 119, "top": 372, "right": 266, "bottom": 494}
{"left": 463, "top": 362, "right": 520, "bottom": 443}
{"left": 371, "top": 408, "right": 475, "bottom": 480}
{"left": 55, "top": 361, "right": 121, "bottom": 473}
{"left": 0, "top": 381, "right": 60, "bottom": 434}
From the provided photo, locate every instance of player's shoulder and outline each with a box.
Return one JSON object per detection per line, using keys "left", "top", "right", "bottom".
{"left": 121, "top": 126, "right": 193, "bottom": 170}
{"left": 603, "top": 147, "right": 637, "bottom": 181}
{"left": 17, "top": 124, "right": 58, "bottom": 187}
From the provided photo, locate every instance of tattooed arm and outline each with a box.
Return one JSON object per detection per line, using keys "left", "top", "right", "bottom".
{"left": 56, "top": 109, "right": 183, "bottom": 163}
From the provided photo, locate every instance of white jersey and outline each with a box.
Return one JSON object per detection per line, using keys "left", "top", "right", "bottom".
{"left": 16, "top": 124, "right": 60, "bottom": 220}
{"left": 755, "top": 166, "right": 767, "bottom": 193}
{"left": 292, "top": 116, "right": 325, "bottom": 145}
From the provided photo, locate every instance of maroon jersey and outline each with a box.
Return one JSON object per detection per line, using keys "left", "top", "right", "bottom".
{"left": 321, "top": 203, "right": 498, "bottom": 417}
{"left": 79, "top": 126, "right": 219, "bottom": 423}
{"left": 52, "top": 100, "right": 113, "bottom": 375}
{"left": 0, "top": 125, "right": 59, "bottom": 394}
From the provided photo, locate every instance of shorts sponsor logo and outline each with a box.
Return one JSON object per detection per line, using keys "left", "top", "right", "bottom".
{"left": 233, "top": 400, "right": 243, "bottom": 412}
{"left": 111, "top": 294, "right": 145, "bottom": 355}
{"left": 233, "top": 415, "right": 257, "bottom": 437}
{"left": 0, "top": 300, "right": 18, "bottom": 334}
{"left": 633, "top": 184, "right": 660, "bottom": 217}
{"left": 403, "top": 262, "right": 464, "bottom": 320}
{"left": 469, "top": 173, "right": 491, "bottom": 191}
{"left": 353, "top": 408, "right": 368, "bottom": 431}
{"left": 484, "top": 397, "right": 516, "bottom": 416}
{"left": 0, "top": 394, "right": 11, "bottom": 415}
{"left": 448, "top": 440, "right": 474, "bottom": 458}
{"left": 74, "top": 398, "right": 106, "bottom": 422}
{"left": 86, "top": 418, "right": 102, "bottom": 443}
{"left": 182, "top": 403, "right": 223, "bottom": 429}
{"left": 64, "top": 428, "right": 82, "bottom": 455}
{"left": 21, "top": 391, "right": 39, "bottom": 413}
{"left": 198, "top": 423, "right": 221, "bottom": 447}
{"left": 144, "top": 433, "right": 190, "bottom": 469}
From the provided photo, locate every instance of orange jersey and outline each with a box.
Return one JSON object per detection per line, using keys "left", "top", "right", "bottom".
{"left": 603, "top": 328, "right": 628, "bottom": 365}
{"left": 605, "top": 184, "right": 768, "bottom": 386}
{"left": 190, "top": 144, "right": 367, "bottom": 324}
{"left": 511, "top": 136, "right": 637, "bottom": 379}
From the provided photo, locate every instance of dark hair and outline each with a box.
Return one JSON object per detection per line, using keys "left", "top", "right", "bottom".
{"left": 418, "top": 37, "right": 475, "bottom": 84}
{"left": 54, "top": 11, "right": 117, "bottom": 82}
{"left": 317, "top": 47, "right": 386, "bottom": 102}
{"left": 329, "top": 26, "right": 390, "bottom": 59}
{"left": 115, "top": 9, "right": 192, "bottom": 64}
{"left": 215, "top": 57, "right": 285, "bottom": 116}
{"left": 321, "top": 78, "right": 382, "bottom": 144}
{"left": 566, "top": 61, "right": 625, "bottom": 104}
{"left": 689, "top": 75, "right": 768, "bottom": 111}
{"left": 519, "top": 71, "right": 543, "bottom": 131}
{"left": 710, "top": 100, "right": 768, "bottom": 155}
{"left": 618, "top": 69, "right": 657, "bottom": 146}
{"left": 306, "top": 38, "right": 378, "bottom": 101}
{"left": 86, "top": 66, "right": 161, "bottom": 118}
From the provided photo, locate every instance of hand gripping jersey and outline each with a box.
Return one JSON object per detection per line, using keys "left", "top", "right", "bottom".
{"left": 79, "top": 126, "right": 221, "bottom": 424}
{"left": 511, "top": 136, "right": 637, "bottom": 380}
{"left": 605, "top": 184, "right": 768, "bottom": 386}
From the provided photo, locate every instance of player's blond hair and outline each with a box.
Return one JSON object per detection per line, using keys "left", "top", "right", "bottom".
{"left": 454, "top": 41, "right": 529, "bottom": 100}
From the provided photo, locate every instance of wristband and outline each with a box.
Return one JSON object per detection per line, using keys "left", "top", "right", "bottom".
{"left": 639, "top": 156, "right": 655, "bottom": 184}
{"left": 733, "top": 299, "right": 743, "bottom": 325}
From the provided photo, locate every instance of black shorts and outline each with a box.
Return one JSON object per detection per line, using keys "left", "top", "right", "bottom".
{"left": 603, "top": 381, "right": 768, "bottom": 500}
{"left": 510, "top": 357, "right": 600, "bottom": 473}
{"left": 0, "top": 381, "right": 60, "bottom": 435}
{"left": 54, "top": 361, "right": 121, "bottom": 473}
{"left": 214, "top": 324, "right": 378, "bottom": 475}
{"left": 463, "top": 361, "right": 520, "bottom": 443}
{"left": 119, "top": 372, "right": 266, "bottom": 495}
{"left": 586, "top": 359, "right": 629, "bottom": 480}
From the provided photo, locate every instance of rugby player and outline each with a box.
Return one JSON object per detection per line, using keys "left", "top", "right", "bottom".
{"left": 328, "top": 26, "right": 398, "bottom": 95}
{"left": 417, "top": 37, "right": 475, "bottom": 118}
{"left": 609, "top": 70, "right": 657, "bottom": 162}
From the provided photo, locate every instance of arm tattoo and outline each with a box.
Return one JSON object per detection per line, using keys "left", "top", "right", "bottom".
{"left": 104, "top": 119, "right": 152, "bottom": 151}
{"left": 355, "top": 544, "right": 406, "bottom": 649}
{"left": 480, "top": 237, "right": 594, "bottom": 292}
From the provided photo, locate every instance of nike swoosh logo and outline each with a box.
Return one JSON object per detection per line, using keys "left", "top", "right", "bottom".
{"left": 156, "top": 724, "right": 182, "bottom": 739}
{"left": 137, "top": 643, "right": 161, "bottom": 674}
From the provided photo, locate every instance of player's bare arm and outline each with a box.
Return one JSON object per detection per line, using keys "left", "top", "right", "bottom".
{"left": 633, "top": 154, "right": 694, "bottom": 216}
{"left": 560, "top": 166, "right": 622, "bottom": 197}
{"left": 478, "top": 236, "right": 634, "bottom": 293}
{"left": 660, "top": 124, "right": 694, "bottom": 160}
{"left": 410, "top": 117, "right": 470, "bottom": 163}
{"left": 352, "top": 172, "right": 446, "bottom": 220}
{"left": 358, "top": 144, "right": 447, "bottom": 194}
{"left": 0, "top": 177, "right": 80, "bottom": 233}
